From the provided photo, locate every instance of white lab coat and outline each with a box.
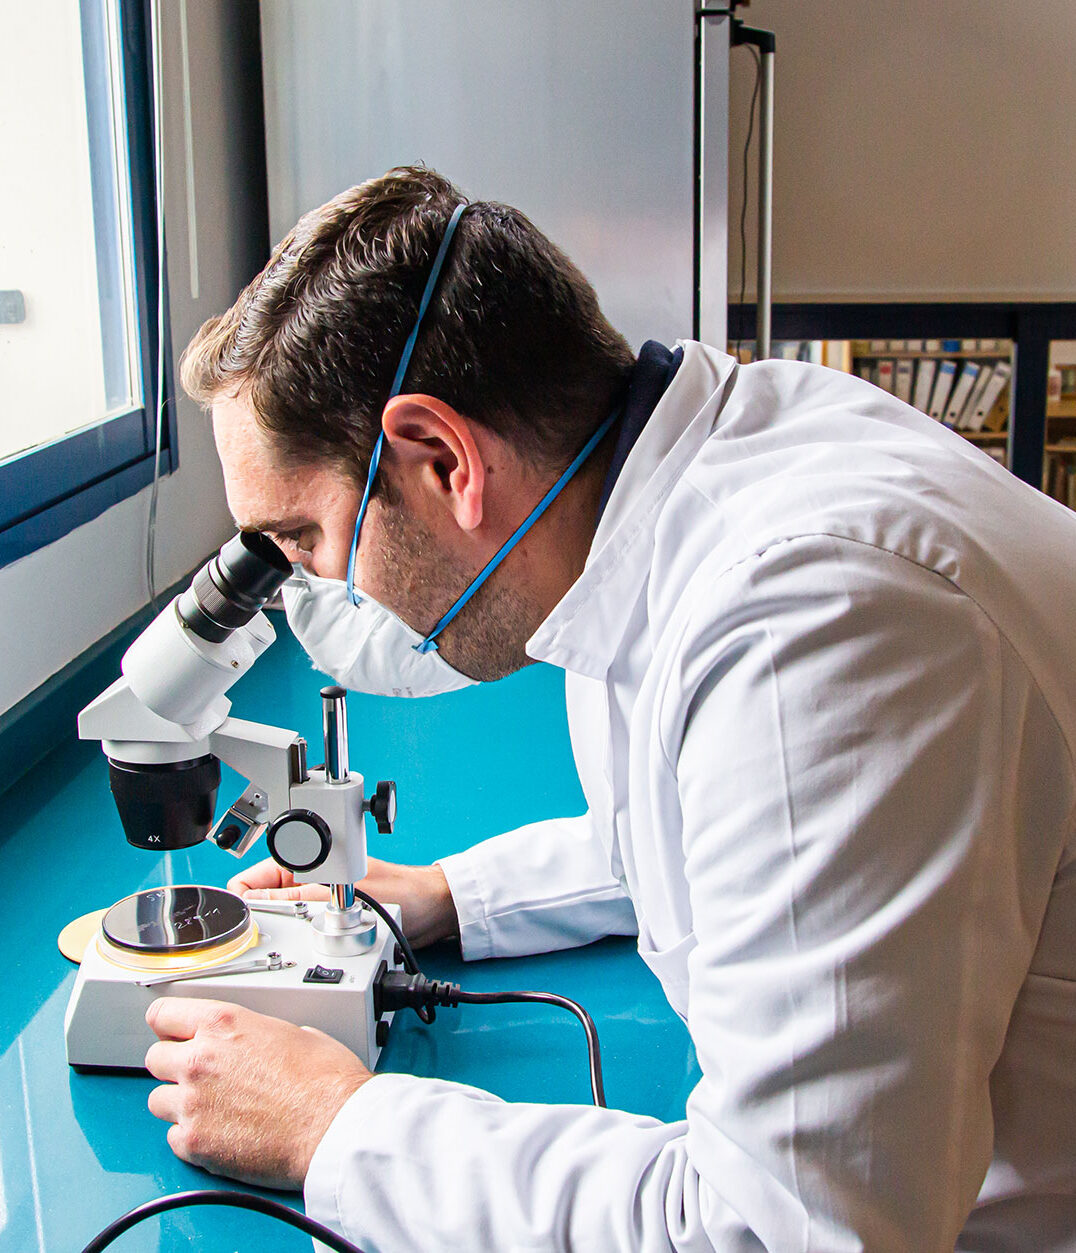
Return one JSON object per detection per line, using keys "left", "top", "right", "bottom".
{"left": 306, "top": 344, "right": 1076, "bottom": 1251}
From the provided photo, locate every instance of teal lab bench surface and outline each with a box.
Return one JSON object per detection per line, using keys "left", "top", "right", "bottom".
{"left": 0, "top": 614, "right": 699, "bottom": 1251}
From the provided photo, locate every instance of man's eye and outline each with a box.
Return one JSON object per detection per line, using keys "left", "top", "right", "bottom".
{"left": 273, "top": 530, "right": 313, "bottom": 553}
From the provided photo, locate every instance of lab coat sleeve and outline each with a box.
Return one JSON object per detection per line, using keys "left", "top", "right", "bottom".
{"left": 306, "top": 535, "right": 1036, "bottom": 1251}
{"left": 436, "top": 813, "right": 638, "bottom": 960}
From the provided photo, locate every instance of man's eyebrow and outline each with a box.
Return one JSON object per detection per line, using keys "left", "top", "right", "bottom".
{"left": 233, "top": 515, "right": 314, "bottom": 534}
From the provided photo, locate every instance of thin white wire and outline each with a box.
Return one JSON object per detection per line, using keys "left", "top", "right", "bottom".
{"left": 145, "top": 0, "right": 166, "bottom": 610}
{"left": 178, "top": 0, "right": 198, "bottom": 300}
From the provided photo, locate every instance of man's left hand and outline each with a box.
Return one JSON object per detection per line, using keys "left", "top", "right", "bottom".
{"left": 145, "top": 997, "right": 371, "bottom": 1189}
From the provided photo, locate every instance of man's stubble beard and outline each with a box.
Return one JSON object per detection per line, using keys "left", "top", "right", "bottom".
{"left": 375, "top": 503, "right": 544, "bottom": 683}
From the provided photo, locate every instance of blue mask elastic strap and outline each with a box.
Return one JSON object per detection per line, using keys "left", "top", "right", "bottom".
{"left": 347, "top": 202, "right": 468, "bottom": 606}
{"left": 414, "top": 403, "right": 622, "bottom": 654}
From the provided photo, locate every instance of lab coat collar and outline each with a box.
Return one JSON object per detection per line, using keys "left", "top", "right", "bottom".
{"left": 527, "top": 341, "right": 737, "bottom": 678}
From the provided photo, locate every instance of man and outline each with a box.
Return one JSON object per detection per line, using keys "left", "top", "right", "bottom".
{"left": 145, "top": 166, "right": 1076, "bottom": 1250}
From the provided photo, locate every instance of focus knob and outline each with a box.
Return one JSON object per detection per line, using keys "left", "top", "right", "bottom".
{"left": 266, "top": 809, "right": 331, "bottom": 872}
{"left": 368, "top": 780, "right": 397, "bottom": 835}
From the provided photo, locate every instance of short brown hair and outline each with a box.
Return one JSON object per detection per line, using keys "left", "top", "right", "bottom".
{"left": 181, "top": 166, "right": 634, "bottom": 476}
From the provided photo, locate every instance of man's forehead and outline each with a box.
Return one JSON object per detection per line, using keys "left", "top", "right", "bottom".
{"left": 212, "top": 391, "right": 274, "bottom": 461}
{"left": 213, "top": 394, "right": 295, "bottom": 525}
{"left": 211, "top": 392, "right": 358, "bottom": 531}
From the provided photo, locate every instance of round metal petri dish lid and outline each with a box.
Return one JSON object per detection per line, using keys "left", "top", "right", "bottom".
{"left": 102, "top": 885, "right": 251, "bottom": 954}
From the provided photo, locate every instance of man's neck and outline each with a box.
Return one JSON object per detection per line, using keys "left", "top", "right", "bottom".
{"left": 524, "top": 426, "right": 617, "bottom": 622}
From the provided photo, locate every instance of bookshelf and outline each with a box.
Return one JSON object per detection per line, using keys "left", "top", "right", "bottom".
{"left": 726, "top": 302, "right": 1076, "bottom": 508}
{"left": 748, "top": 337, "right": 1016, "bottom": 466}
{"left": 1044, "top": 346, "right": 1076, "bottom": 509}
{"left": 847, "top": 340, "right": 1014, "bottom": 467}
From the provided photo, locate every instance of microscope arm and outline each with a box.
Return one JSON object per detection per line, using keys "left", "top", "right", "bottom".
{"left": 206, "top": 717, "right": 308, "bottom": 858}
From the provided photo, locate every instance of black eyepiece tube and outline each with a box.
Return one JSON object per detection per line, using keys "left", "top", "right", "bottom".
{"left": 177, "top": 532, "right": 292, "bottom": 643}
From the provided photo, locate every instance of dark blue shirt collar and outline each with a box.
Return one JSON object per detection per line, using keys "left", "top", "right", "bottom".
{"left": 597, "top": 340, "right": 683, "bottom": 521}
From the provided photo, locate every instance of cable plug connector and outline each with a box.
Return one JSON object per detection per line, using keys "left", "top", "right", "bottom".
{"left": 372, "top": 965, "right": 607, "bottom": 1106}
{"left": 374, "top": 968, "right": 461, "bottom": 1017}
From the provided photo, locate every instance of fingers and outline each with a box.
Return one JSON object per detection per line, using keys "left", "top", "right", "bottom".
{"left": 227, "top": 857, "right": 289, "bottom": 896}
{"left": 147, "top": 1079, "right": 181, "bottom": 1124}
{"left": 227, "top": 858, "right": 329, "bottom": 902}
{"left": 145, "top": 1037, "right": 191, "bottom": 1081}
{"left": 166, "top": 1121, "right": 195, "bottom": 1165}
{"left": 242, "top": 883, "right": 328, "bottom": 902}
{"left": 145, "top": 996, "right": 238, "bottom": 1042}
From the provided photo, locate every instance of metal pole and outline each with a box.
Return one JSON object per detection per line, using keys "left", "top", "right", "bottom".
{"left": 756, "top": 47, "right": 775, "bottom": 361}
{"left": 329, "top": 882, "right": 356, "bottom": 913}
{"left": 321, "top": 685, "right": 349, "bottom": 782}
{"left": 729, "top": 20, "right": 776, "bottom": 361}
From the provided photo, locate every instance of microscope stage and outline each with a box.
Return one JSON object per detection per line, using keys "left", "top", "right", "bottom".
{"left": 64, "top": 899, "right": 402, "bottom": 1072}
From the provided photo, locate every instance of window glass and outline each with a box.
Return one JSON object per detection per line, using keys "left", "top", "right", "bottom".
{"left": 0, "top": 0, "right": 141, "bottom": 465}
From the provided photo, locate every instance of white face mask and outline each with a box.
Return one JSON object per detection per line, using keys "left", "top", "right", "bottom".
{"left": 282, "top": 567, "right": 476, "bottom": 698}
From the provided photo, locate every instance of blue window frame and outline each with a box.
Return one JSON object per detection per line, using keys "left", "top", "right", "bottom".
{"left": 0, "top": 0, "right": 175, "bottom": 569}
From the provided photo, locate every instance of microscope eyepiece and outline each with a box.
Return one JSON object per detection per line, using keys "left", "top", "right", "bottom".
{"left": 177, "top": 531, "right": 291, "bottom": 643}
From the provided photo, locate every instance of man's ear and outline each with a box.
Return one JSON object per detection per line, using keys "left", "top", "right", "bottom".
{"left": 380, "top": 394, "right": 485, "bottom": 531}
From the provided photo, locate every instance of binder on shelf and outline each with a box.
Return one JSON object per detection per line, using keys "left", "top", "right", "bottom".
{"left": 957, "top": 364, "right": 994, "bottom": 430}
{"left": 1045, "top": 456, "right": 1073, "bottom": 507}
{"left": 877, "top": 359, "right": 895, "bottom": 393}
{"left": 913, "top": 359, "right": 937, "bottom": 413}
{"left": 894, "top": 358, "right": 914, "bottom": 404}
{"left": 983, "top": 390, "right": 1011, "bottom": 432}
{"left": 943, "top": 361, "right": 980, "bottom": 427}
{"left": 928, "top": 360, "right": 958, "bottom": 420}
{"left": 967, "top": 360, "right": 1012, "bottom": 432}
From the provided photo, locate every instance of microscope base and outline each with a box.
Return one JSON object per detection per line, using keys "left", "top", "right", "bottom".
{"left": 64, "top": 906, "right": 403, "bottom": 1071}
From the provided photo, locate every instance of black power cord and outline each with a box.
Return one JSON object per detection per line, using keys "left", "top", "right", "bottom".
{"left": 375, "top": 969, "right": 607, "bottom": 1107}
{"left": 82, "top": 892, "right": 606, "bottom": 1247}
{"left": 355, "top": 890, "right": 606, "bottom": 1103}
{"left": 734, "top": 43, "right": 761, "bottom": 358}
{"left": 80, "top": 1189, "right": 367, "bottom": 1253}
{"left": 351, "top": 886, "right": 436, "bottom": 1023}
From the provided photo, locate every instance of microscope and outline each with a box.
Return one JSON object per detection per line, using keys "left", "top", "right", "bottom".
{"left": 64, "top": 532, "right": 404, "bottom": 1071}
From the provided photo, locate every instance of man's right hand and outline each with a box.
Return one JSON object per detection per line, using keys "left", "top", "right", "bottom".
{"left": 227, "top": 856, "right": 459, "bottom": 949}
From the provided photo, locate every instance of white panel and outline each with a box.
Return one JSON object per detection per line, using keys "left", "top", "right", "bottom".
{"left": 699, "top": 14, "right": 730, "bottom": 348}
{"left": 728, "top": 0, "right": 1076, "bottom": 302}
{"left": 261, "top": 0, "right": 702, "bottom": 351}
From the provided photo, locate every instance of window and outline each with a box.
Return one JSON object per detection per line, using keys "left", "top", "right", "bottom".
{"left": 0, "top": 0, "right": 172, "bottom": 568}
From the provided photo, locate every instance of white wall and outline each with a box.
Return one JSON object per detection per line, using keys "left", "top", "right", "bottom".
{"left": 0, "top": 0, "right": 266, "bottom": 716}
{"left": 729, "top": 1, "right": 1076, "bottom": 302}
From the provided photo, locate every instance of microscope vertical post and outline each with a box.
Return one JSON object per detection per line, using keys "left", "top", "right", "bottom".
{"left": 322, "top": 685, "right": 350, "bottom": 783}
{"left": 315, "top": 686, "right": 373, "bottom": 951}
{"left": 323, "top": 683, "right": 356, "bottom": 912}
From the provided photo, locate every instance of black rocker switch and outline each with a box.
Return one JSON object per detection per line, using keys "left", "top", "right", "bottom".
{"left": 303, "top": 965, "right": 344, "bottom": 984}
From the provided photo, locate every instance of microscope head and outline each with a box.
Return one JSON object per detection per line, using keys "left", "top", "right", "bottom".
{"left": 79, "top": 531, "right": 292, "bottom": 851}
